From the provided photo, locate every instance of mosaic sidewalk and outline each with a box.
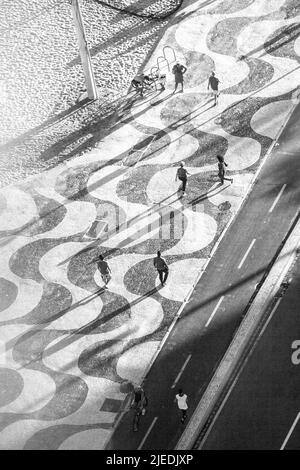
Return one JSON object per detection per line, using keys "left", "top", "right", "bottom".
{"left": 0, "top": 0, "right": 300, "bottom": 450}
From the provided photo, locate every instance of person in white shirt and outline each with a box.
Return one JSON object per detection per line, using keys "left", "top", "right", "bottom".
{"left": 175, "top": 388, "right": 188, "bottom": 423}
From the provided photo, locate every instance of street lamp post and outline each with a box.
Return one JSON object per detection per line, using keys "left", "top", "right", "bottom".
{"left": 71, "top": 0, "right": 98, "bottom": 100}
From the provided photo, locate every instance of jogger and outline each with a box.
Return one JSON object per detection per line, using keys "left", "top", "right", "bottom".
{"left": 131, "top": 386, "right": 148, "bottom": 431}
{"left": 172, "top": 62, "right": 187, "bottom": 93}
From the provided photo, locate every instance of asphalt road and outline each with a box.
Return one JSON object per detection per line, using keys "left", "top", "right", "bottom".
{"left": 200, "top": 255, "right": 300, "bottom": 450}
{"left": 106, "top": 102, "right": 300, "bottom": 450}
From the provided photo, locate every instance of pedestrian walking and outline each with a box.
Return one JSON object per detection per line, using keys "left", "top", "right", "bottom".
{"left": 175, "top": 388, "right": 188, "bottom": 423}
{"left": 217, "top": 155, "right": 233, "bottom": 185}
{"left": 207, "top": 71, "right": 220, "bottom": 106}
{"left": 97, "top": 254, "right": 111, "bottom": 288}
{"left": 172, "top": 62, "right": 187, "bottom": 93}
{"left": 175, "top": 161, "right": 189, "bottom": 196}
{"left": 153, "top": 250, "right": 169, "bottom": 286}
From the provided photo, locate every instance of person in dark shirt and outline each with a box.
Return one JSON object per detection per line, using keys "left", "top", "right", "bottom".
{"left": 175, "top": 388, "right": 188, "bottom": 423}
{"left": 172, "top": 62, "right": 187, "bottom": 93}
{"left": 97, "top": 254, "right": 111, "bottom": 288}
{"left": 153, "top": 250, "right": 169, "bottom": 286}
{"left": 131, "top": 386, "right": 148, "bottom": 431}
{"left": 208, "top": 71, "right": 220, "bottom": 106}
{"left": 217, "top": 155, "right": 233, "bottom": 185}
{"left": 175, "top": 161, "right": 190, "bottom": 195}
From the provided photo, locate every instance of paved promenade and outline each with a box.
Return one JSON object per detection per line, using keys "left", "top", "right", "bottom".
{"left": 0, "top": 0, "right": 300, "bottom": 449}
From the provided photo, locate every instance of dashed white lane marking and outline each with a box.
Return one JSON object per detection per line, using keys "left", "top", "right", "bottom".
{"left": 205, "top": 296, "right": 224, "bottom": 327}
{"left": 280, "top": 412, "right": 300, "bottom": 450}
{"left": 237, "top": 239, "right": 256, "bottom": 270}
{"left": 269, "top": 184, "right": 287, "bottom": 213}
{"left": 138, "top": 417, "right": 158, "bottom": 450}
{"left": 171, "top": 354, "right": 192, "bottom": 389}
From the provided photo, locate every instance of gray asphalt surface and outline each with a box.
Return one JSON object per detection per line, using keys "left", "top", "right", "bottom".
{"left": 106, "top": 101, "right": 300, "bottom": 450}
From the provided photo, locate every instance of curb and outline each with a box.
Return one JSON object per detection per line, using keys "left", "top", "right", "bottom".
{"left": 104, "top": 12, "right": 300, "bottom": 449}
{"left": 176, "top": 211, "right": 300, "bottom": 449}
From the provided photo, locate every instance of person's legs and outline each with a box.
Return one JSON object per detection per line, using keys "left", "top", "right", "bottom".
{"left": 158, "top": 270, "right": 164, "bottom": 284}
{"left": 174, "top": 80, "right": 178, "bottom": 93}
{"left": 160, "top": 74, "right": 166, "bottom": 90}
{"left": 182, "top": 178, "right": 187, "bottom": 193}
{"left": 163, "top": 268, "right": 169, "bottom": 284}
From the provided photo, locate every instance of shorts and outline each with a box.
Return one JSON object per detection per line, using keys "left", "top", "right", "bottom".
{"left": 175, "top": 77, "right": 183, "bottom": 84}
{"left": 101, "top": 273, "right": 111, "bottom": 284}
{"left": 212, "top": 89, "right": 219, "bottom": 96}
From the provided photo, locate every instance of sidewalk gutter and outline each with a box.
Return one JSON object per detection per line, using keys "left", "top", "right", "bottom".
{"left": 176, "top": 211, "right": 300, "bottom": 450}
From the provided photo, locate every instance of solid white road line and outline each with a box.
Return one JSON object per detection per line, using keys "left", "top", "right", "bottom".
{"left": 205, "top": 296, "right": 224, "bottom": 327}
{"left": 280, "top": 412, "right": 300, "bottom": 450}
{"left": 237, "top": 239, "right": 256, "bottom": 270}
{"left": 138, "top": 417, "right": 158, "bottom": 450}
{"left": 171, "top": 354, "right": 192, "bottom": 389}
{"left": 269, "top": 184, "right": 287, "bottom": 213}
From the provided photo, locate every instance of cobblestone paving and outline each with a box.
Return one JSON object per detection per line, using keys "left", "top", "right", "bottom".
{"left": 0, "top": 0, "right": 300, "bottom": 450}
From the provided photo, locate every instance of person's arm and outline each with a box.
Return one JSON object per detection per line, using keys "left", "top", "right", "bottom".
{"left": 153, "top": 258, "right": 157, "bottom": 268}
{"left": 182, "top": 65, "right": 187, "bottom": 74}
